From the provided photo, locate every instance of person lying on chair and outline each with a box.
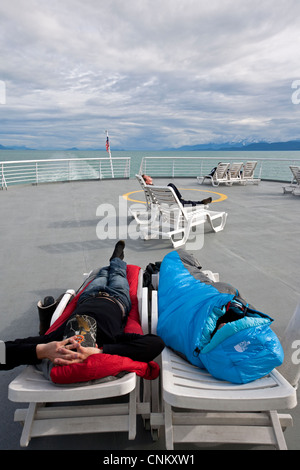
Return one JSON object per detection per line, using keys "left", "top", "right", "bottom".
{"left": 142, "top": 174, "right": 212, "bottom": 206}
{"left": 0, "top": 241, "right": 165, "bottom": 371}
{"left": 157, "top": 249, "right": 284, "bottom": 384}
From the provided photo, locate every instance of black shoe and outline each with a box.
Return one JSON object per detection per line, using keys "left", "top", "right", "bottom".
{"left": 37, "top": 293, "right": 74, "bottom": 335}
{"left": 110, "top": 240, "right": 125, "bottom": 261}
{"left": 43, "top": 296, "right": 55, "bottom": 307}
{"left": 201, "top": 197, "right": 212, "bottom": 205}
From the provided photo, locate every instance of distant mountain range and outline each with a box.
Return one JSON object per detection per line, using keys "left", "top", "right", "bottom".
{"left": 0, "top": 144, "right": 33, "bottom": 150}
{"left": 0, "top": 144, "right": 112, "bottom": 151}
{"left": 2, "top": 140, "right": 300, "bottom": 151}
{"left": 166, "top": 140, "right": 300, "bottom": 151}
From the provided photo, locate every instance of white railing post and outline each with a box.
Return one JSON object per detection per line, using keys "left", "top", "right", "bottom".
{"left": 35, "top": 162, "right": 38, "bottom": 185}
{"left": 1, "top": 163, "right": 7, "bottom": 189}
{"left": 259, "top": 161, "right": 263, "bottom": 179}
{"left": 139, "top": 157, "right": 144, "bottom": 175}
{"left": 125, "top": 158, "right": 130, "bottom": 178}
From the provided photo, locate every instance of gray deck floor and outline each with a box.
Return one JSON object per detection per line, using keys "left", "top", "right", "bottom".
{"left": 0, "top": 177, "right": 300, "bottom": 451}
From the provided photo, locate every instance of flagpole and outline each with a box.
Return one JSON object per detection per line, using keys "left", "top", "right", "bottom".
{"left": 105, "top": 130, "right": 114, "bottom": 178}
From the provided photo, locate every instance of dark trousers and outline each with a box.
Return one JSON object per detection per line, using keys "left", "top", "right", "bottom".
{"left": 168, "top": 183, "right": 205, "bottom": 206}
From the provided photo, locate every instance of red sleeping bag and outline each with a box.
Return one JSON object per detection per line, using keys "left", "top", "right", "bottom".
{"left": 47, "top": 265, "right": 160, "bottom": 384}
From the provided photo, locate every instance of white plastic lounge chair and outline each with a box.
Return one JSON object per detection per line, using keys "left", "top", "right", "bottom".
{"left": 138, "top": 185, "right": 228, "bottom": 248}
{"left": 150, "top": 275, "right": 299, "bottom": 450}
{"left": 240, "top": 161, "right": 260, "bottom": 185}
{"left": 197, "top": 162, "right": 230, "bottom": 187}
{"left": 129, "top": 174, "right": 159, "bottom": 224}
{"left": 227, "top": 162, "right": 243, "bottom": 185}
{"left": 283, "top": 166, "right": 300, "bottom": 196}
{"left": 8, "top": 268, "right": 154, "bottom": 447}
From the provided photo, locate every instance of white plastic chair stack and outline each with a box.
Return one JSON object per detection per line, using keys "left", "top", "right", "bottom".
{"left": 197, "top": 162, "right": 230, "bottom": 187}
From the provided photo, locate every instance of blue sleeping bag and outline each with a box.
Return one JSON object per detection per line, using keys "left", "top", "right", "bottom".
{"left": 157, "top": 250, "right": 284, "bottom": 384}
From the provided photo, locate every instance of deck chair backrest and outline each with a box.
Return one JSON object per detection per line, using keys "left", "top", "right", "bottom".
{"left": 135, "top": 174, "right": 153, "bottom": 207}
{"left": 243, "top": 161, "right": 257, "bottom": 178}
{"left": 289, "top": 166, "right": 300, "bottom": 185}
{"left": 147, "top": 185, "right": 185, "bottom": 225}
{"left": 136, "top": 173, "right": 147, "bottom": 188}
{"left": 214, "top": 162, "right": 230, "bottom": 180}
{"left": 228, "top": 162, "right": 243, "bottom": 178}
{"left": 278, "top": 302, "right": 300, "bottom": 388}
{"left": 147, "top": 185, "right": 182, "bottom": 206}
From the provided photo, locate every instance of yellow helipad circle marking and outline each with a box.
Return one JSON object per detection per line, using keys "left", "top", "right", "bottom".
{"left": 123, "top": 188, "right": 227, "bottom": 204}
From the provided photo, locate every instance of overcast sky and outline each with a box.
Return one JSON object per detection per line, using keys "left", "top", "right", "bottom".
{"left": 1, "top": 0, "right": 300, "bottom": 150}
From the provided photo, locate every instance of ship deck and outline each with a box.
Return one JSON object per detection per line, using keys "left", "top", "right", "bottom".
{"left": 0, "top": 176, "right": 299, "bottom": 451}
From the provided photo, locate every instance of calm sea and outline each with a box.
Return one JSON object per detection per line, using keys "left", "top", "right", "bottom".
{"left": 1, "top": 149, "right": 300, "bottom": 180}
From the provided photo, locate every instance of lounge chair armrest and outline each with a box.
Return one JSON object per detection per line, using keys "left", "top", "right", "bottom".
{"left": 151, "top": 290, "right": 158, "bottom": 335}
{"left": 140, "top": 287, "right": 149, "bottom": 335}
{"left": 50, "top": 289, "right": 76, "bottom": 326}
{"left": 151, "top": 273, "right": 160, "bottom": 290}
{"left": 150, "top": 272, "right": 159, "bottom": 335}
{"left": 136, "top": 269, "right": 149, "bottom": 335}
{"left": 202, "top": 270, "right": 220, "bottom": 282}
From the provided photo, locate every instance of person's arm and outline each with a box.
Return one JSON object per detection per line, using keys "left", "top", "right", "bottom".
{"left": 103, "top": 333, "right": 165, "bottom": 363}
{"left": 46, "top": 334, "right": 165, "bottom": 366}
{"left": 0, "top": 335, "right": 97, "bottom": 370}
{"left": 0, "top": 341, "right": 41, "bottom": 370}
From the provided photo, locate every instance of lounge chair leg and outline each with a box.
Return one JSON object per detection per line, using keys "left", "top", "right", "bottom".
{"left": 19, "top": 402, "right": 38, "bottom": 447}
{"left": 206, "top": 213, "right": 227, "bottom": 233}
{"left": 128, "top": 387, "right": 137, "bottom": 440}
{"left": 171, "top": 235, "right": 187, "bottom": 248}
{"left": 164, "top": 403, "right": 174, "bottom": 450}
{"left": 269, "top": 411, "right": 288, "bottom": 450}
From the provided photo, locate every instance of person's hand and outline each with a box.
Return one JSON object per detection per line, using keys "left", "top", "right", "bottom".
{"left": 36, "top": 336, "right": 102, "bottom": 365}
{"left": 54, "top": 340, "right": 102, "bottom": 366}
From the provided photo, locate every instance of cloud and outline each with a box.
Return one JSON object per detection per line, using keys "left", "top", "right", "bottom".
{"left": 1, "top": 0, "right": 300, "bottom": 149}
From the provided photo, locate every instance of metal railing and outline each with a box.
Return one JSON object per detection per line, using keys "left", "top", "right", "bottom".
{"left": 139, "top": 156, "right": 300, "bottom": 182}
{"left": 0, "top": 157, "right": 130, "bottom": 188}
{"left": 1, "top": 154, "right": 299, "bottom": 189}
